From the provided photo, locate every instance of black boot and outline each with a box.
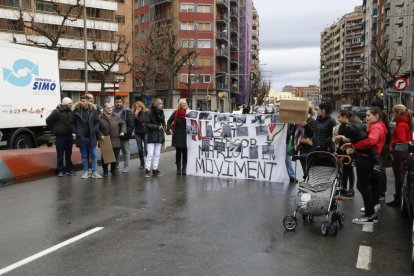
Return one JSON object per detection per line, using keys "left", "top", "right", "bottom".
{"left": 386, "top": 195, "right": 401, "bottom": 207}
{"left": 182, "top": 163, "right": 187, "bottom": 175}
{"left": 177, "top": 165, "right": 182, "bottom": 175}
{"left": 139, "top": 153, "right": 145, "bottom": 169}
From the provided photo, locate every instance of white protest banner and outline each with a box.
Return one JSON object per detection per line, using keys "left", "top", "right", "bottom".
{"left": 186, "top": 111, "right": 288, "bottom": 182}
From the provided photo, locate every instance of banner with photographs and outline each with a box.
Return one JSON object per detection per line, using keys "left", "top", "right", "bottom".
{"left": 186, "top": 111, "right": 288, "bottom": 182}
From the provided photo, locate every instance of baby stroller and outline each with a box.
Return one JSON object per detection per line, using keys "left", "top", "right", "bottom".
{"left": 283, "top": 151, "right": 352, "bottom": 236}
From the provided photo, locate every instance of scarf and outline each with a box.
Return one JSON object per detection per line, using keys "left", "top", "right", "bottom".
{"left": 151, "top": 106, "right": 165, "bottom": 124}
{"left": 173, "top": 108, "right": 187, "bottom": 129}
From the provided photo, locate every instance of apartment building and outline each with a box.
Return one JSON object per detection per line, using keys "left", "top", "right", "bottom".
{"left": 251, "top": 6, "right": 259, "bottom": 82}
{"left": 320, "top": 6, "right": 364, "bottom": 108}
{"left": 134, "top": 0, "right": 254, "bottom": 111}
{"left": 282, "top": 85, "right": 320, "bottom": 104}
{"left": 0, "top": 0, "right": 133, "bottom": 105}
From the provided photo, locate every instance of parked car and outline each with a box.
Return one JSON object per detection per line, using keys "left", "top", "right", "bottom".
{"left": 395, "top": 143, "right": 414, "bottom": 270}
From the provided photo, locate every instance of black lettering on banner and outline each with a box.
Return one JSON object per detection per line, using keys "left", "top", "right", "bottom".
{"left": 222, "top": 160, "right": 233, "bottom": 176}
{"left": 234, "top": 161, "right": 247, "bottom": 178}
{"left": 196, "top": 158, "right": 205, "bottom": 173}
{"left": 206, "top": 159, "right": 214, "bottom": 174}
{"left": 247, "top": 161, "right": 257, "bottom": 179}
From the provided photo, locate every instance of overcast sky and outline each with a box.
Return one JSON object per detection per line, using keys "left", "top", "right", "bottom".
{"left": 253, "top": 0, "right": 362, "bottom": 91}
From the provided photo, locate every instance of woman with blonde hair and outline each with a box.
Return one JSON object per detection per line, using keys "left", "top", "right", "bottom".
{"left": 387, "top": 104, "right": 413, "bottom": 207}
{"left": 133, "top": 101, "right": 148, "bottom": 169}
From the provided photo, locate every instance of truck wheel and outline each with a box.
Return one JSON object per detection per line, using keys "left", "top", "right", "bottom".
{"left": 12, "top": 133, "right": 34, "bottom": 149}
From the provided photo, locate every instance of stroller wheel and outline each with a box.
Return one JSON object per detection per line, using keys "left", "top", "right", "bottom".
{"left": 321, "top": 222, "right": 329, "bottom": 236}
{"left": 338, "top": 214, "right": 345, "bottom": 226}
{"left": 329, "top": 222, "right": 338, "bottom": 236}
{"left": 283, "top": 216, "right": 297, "bottom": 231}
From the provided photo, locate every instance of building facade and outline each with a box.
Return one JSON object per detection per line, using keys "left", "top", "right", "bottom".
{"left": 133, "top": 0, "right": 255, "bottom": 111}
{"left": 320, "top": 6, "right": 364, "bottom": 108}
{"left": 0, "top": 0, "right": 134, "bottom": 105}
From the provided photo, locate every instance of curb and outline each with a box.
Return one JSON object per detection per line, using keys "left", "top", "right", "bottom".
{"left": 0, "top": 142, "right": 175, "bottom": 186}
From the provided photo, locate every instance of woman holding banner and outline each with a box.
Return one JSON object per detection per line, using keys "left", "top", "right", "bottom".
{"left": 167, "top": 98, "right": 188, "bottom": 175}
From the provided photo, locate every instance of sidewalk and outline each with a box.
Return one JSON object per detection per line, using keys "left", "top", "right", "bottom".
{"left": 0, "top": 142, "right": 174, "bottom": 186}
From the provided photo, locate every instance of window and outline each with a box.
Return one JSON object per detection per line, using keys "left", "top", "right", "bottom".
{"left": 181, "top": 39, "right": 195, "bottom": 48}
{"left": 180, "top": 3, "right": 194, "bottom": 12}
{"left": 36, "top": 0, "right": 54, "bottom": 12}
{"left": 196, "top": 22, "right": 212, "bottom": 31}
{"left": 200, "top": 75, "right": 211, "bottom": 83}
{"left": 116, "top": 35, "right": 125, "bottom": 42}
{"left": 179, "top": 74, "right": 188, "bottom": 83}
{"left": 197, "top": 39, "right": 212, "bottom": 48}
{"left": 197, "top": 4, "right": 211, "bottom": 13}
{"left": 116, "top": 15, "right": 125, "bottom": 24}
{"left": 116, "top": 74, "right": 125, "bottom": 82}
{"left": 115, "top": 0, "right": 124, "bottom": 3}
{"left": 198, "top": 58, "right": 211, "bottom": 66}
{"left": 180, "top": 22, "right": 194, "bottom": 30}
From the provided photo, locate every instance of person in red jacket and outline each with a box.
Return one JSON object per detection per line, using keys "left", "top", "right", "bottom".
{"left": 387, "top": 104, "right": 413, "bottom": 207}
{"left": 341, "top": 106, "right": 387, "bottom": 224}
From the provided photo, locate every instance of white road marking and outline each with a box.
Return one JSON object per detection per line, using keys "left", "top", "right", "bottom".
{"left": 356, "top": 245, "right": 372, "bottom": 271}
{"left": 362, "top": 224, "right": 374, "bottom": 232}
{"left": 0, "top": 227, "right": 103, "bottom": 275}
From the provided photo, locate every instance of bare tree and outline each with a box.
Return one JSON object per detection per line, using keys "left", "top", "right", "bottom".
{"left": 88, "top": 35, "right": 131, "bottom": 104}
{"left": 156, "top": 22, "right": 196, "bottom": 107}
{"left": 12, "top": 0, "right": 83, "bottom": 50}
{"left": 183, "top": 46, "right": 201, "bottom": 108}
{"left": 251, "top": 71, "right": 270, "bottom": 106}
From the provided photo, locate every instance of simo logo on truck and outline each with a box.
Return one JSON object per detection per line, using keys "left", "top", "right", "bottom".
{"left": 3, "top": 59, "right": 57, "bottom": 93}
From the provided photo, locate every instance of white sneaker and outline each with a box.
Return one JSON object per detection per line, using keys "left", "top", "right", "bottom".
{"left": 122, "top": 167, "right": 129, "bottom": 173}
{"left": 81, "top": 172, "right": 89, "bottom": 179}
{"left": 360, "top": 204, "right": 381, "bottom": 213}
{"left": 91, "top": 172, "right": 102, "bottom": 179}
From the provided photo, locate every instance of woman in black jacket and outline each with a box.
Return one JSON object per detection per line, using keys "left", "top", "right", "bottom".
{"left": 144, "top": 98, "right": 165, "bottom": 177}
{"left": 133, "top": 101, "right": 148, "bottom": 169}
{"left": 167, "top": 98, "right": 188, "bottom": 175}
{"left": 313, "top": 102, "right": 336, "bottom": 152}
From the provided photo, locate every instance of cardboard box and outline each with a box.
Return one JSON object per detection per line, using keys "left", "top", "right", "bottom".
{"left": 279, "top": 100, "right": 309, "bottom": 124}
{"left": 100, "top": 136, "right": 116, "bottom": 164}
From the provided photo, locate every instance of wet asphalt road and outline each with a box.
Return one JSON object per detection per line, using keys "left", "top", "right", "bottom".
{"left": 0, "top": 151, "right": 412, "bottom": 275}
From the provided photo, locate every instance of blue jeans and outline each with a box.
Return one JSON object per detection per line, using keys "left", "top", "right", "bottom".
{"left": 285, "top": 155, "right": 295, "bottom": 179}
{"left": 135, "top": 133, "right": 148, "bottom": 163}
{"left": 55, "top": 135, "right": 73, "bottom": 173}
{"left": 79, "top": 137, "right": 97, "bottom": 173}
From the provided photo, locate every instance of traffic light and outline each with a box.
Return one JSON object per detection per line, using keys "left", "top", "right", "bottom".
{"left": 321, "top": 63, "right": 326, "bottom": 70}
{"left": 377, "top": 87, "right": 384, "bottom": 97}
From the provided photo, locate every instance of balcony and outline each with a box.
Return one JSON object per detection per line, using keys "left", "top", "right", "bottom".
{"left": 216, "top": 48, "right": 229, "bottom": 58}
{"left": 216, "top": 14, "right": 228, "bottom": 26}
{"left": 230, "top": 10, "right": 239, "bottom": 19}
{"left": 153, "top": 0, "right": 172, "bottom": 5}
{"left": 216, "top": 82, "right": 229, "bottom": 90}
{"left": 0, "top": 0, "right": 31, "bottom": 9}
{"left": 216, "top": 31, "right": 228, "bottom": 42}
{"left": 216, "top": 0, "right": 228, "bottom": 9}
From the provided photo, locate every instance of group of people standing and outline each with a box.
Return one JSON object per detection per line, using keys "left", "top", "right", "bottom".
{"left": 287, "top": 100, "right": 413, "bottom": 225}
{"left": 46, "top": 95, "right": 190, "bottom": 180}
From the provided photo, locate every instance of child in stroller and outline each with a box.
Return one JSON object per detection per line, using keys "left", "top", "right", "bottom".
{"left": 283, "top": 151, "right": 351, "bottom": 236}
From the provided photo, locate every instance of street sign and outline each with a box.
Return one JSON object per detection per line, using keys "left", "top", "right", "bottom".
{"left": 393, "top": 77, "right": 408, "bottom": 91}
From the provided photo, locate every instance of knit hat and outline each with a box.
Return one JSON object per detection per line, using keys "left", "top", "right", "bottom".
{"left": 61, "top": 97, "right": 72, "bottom": 106}
{"left": 153, "top": 98, "right": 163, "bottom": 108}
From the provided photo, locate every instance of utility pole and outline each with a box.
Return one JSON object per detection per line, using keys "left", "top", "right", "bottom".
{"left": 83, "top": 0, "right": 88, "bottom": 95}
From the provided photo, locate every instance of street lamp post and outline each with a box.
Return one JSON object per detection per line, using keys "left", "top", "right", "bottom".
{"left": 83, "top": 0, "right": 88, "bottom": 94}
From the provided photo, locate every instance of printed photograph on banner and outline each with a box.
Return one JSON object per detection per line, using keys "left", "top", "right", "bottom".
{"left": 236, "top": 126, "right": 249, "bottom": 137}
{"left": 252, "top": 115, "right": 264, "bottom": 124}
{"left": 262, "top": 144, "right": 275, "bottom": 155}
{"left": 256, "top": 125, "right": 268, "bottom": 136}
{"left": 222, "top": 124, "right": 232, "bottom": 138}
{"left": 201, "top": 139, "right": 210, "bottom": 152}
{"left": 270, "top": 113, "right": 279, "bottom": 124}
{"left": 228, "top": 142, "right": 242, "bottom": 152}
{"left": 186, "top": 110, "right": 198, "bottom": 119}
{"left": 186, "top": 123, "right": 198, "bottom": 136}
{"left": 217, "top": 113, "right": 230, "bottom": 122}
{"left": 249, "top": 146, "right": 259, "bottom": 159}
{"left": 206, "top": 125, "right": 213, "bottom": 138}
{"left": 199, "top": 112, "right": 212, "bottom": 120}
{"left": 214, "top": 140, "right": 226, "bottom": 152}
{"left": 235, "top": 114, "right": 246, "bottom": 124}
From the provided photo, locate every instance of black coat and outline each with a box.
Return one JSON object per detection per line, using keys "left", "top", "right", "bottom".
{"left": 313, "top": 115, "right": 336, "bottom": 152}
{"left": 71, "top": 102, "right": 101, "bottom": 148}
{"left": 134, "top": 111, "right": 148, "bottom": 134}
{"left": 167, "top": 110, "right": 187, "bottom": 148}
{"left": 46, "top": 104, "right": 73, "bottom": 136}
{"left": 145, "top": 108, "right": 165, "bottom": 144}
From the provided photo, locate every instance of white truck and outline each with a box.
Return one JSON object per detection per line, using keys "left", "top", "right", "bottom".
{"left": 0, "top": 42, "right": 61, "bottom": 149}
